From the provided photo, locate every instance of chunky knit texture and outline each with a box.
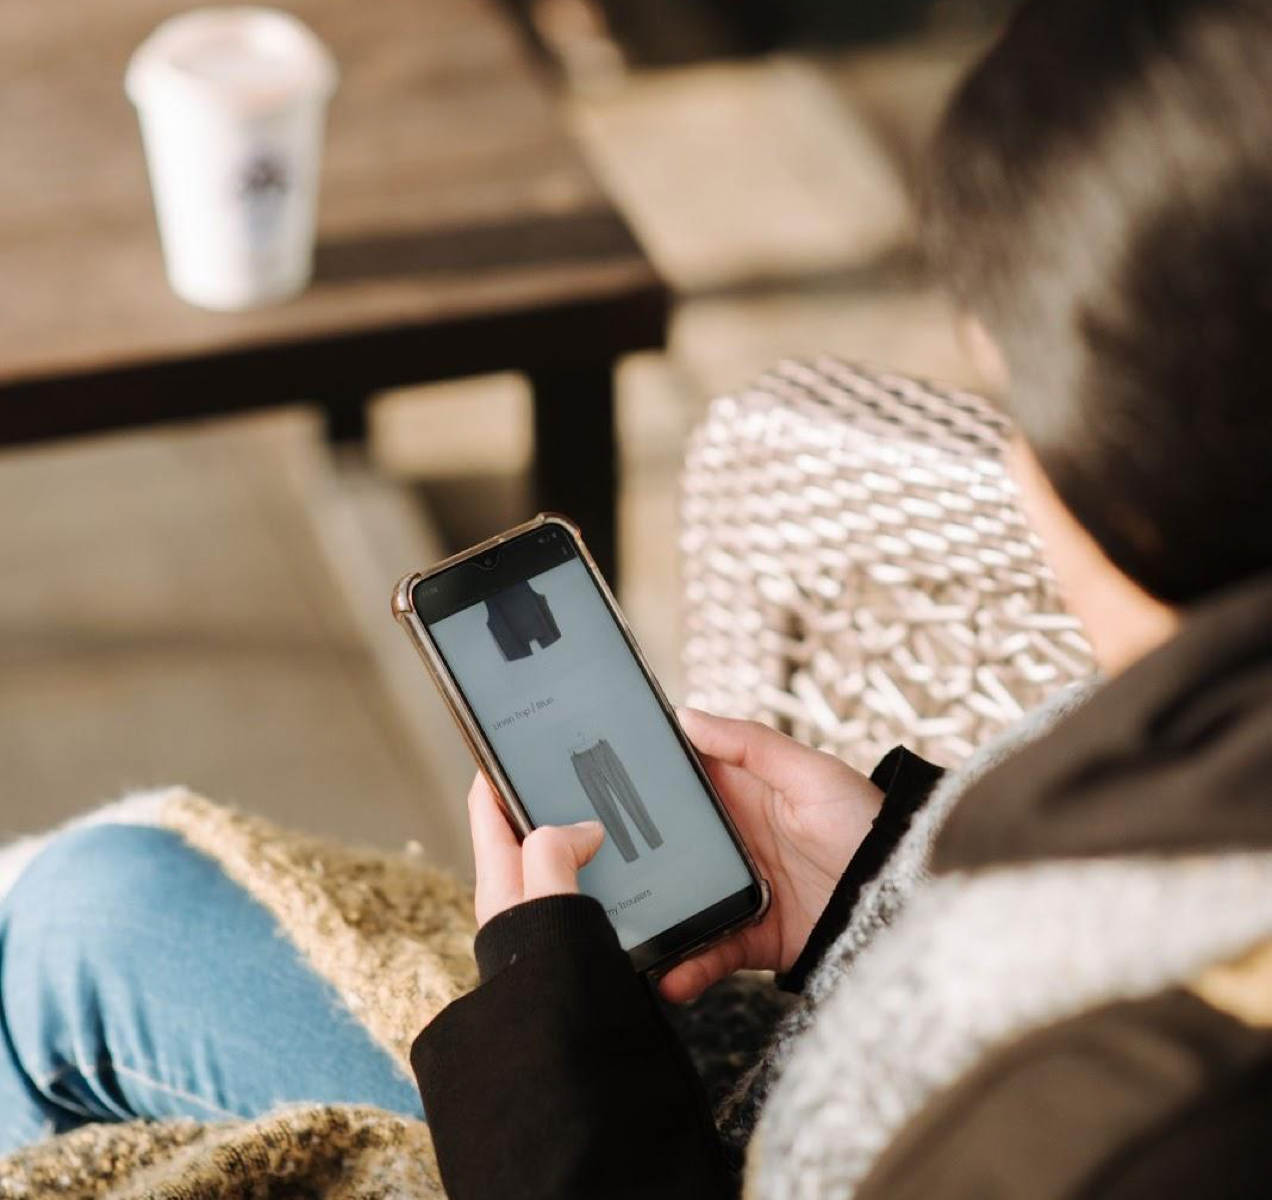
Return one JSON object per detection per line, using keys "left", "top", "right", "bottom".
{"left": 0, "top": 1106, "right": 440, "bottom": 1200}
{"left": 746, "top": 852, "right": 1272, "bottom": 1199}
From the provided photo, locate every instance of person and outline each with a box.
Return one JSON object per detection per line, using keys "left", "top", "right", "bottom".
{"left": 3, "top": 0, "right": 1272, "bottom": 1192}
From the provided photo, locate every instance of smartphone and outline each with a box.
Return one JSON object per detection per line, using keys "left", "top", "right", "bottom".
{"left": 393, "top": 513, "right": 768, "bottom": 975}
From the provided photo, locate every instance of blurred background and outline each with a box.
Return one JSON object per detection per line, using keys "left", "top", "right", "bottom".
{"left": 2, "top": 0, "right": 1012, "bottom": 875}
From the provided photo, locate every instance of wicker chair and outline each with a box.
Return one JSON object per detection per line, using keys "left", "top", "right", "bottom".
{"left": 680, "top": 359, "right": 1096, "bottom": 772}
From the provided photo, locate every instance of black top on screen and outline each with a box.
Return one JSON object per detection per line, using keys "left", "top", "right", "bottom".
{"left": 412, "top": 524, "right": 578, "bottom": 626}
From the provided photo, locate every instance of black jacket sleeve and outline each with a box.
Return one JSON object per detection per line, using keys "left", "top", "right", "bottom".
{"left": 780, "top": 746, "right": 944, "bottom": 993}
{"left": 412, "top": 893, "right": 734, "bottom": 1200}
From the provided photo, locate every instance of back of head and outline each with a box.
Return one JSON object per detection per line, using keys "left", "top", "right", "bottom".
{"left": 926, "top": 0, "right": 1272, "bottom": 604}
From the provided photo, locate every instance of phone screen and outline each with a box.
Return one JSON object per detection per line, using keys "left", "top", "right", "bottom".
{"left": 412, "top": 523, "right": 756, "bottom": 963}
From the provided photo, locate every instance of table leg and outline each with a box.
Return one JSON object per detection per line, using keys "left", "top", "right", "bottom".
{"left": 320, "top": 394, "right": 370, "bottom": 444}
{"left": 529, "top": 361, "right": 618, "bottom": 588}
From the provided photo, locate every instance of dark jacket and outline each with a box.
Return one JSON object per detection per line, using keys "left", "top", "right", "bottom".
{"left": 412, "top": 576, "right": 1272, "bottom": 1199}
{"left": 485, "top": 581, "right": 561, "bottom": 661}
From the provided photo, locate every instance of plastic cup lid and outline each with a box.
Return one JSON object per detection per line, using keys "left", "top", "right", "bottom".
{"left": 126, "top": 6, "right": 338, "bottom": 114}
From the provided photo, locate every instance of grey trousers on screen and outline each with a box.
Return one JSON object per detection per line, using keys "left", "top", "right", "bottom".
{"left": 569, "top": 739, "right": 663, "bottom": 863}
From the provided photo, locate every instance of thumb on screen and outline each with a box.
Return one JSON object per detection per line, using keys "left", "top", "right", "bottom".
{"left": 521, "top": 821, "right": 605, "bottom": 899}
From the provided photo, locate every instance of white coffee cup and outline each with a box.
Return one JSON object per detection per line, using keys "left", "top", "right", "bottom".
{"left": 126, "top": 7, "right": 338, "bottom": 311}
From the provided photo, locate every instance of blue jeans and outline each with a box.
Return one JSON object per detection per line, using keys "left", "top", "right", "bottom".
{"left": 0, "top": 823, "right": 424, "bottom": 1155}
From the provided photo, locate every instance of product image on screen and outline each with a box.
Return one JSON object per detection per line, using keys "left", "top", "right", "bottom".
{"left": 422, "top": 539, "right": 754, "bottom": 952}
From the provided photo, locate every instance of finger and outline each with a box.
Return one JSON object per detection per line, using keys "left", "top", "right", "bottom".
{"left": 698, "top": 755, "right": 760, "bottom": 806}
{"left": 680, "top": 707, "right": 866, "bottom": 805}
{"left": 658, "top": 955, "right": 715, "bottom": 1003}
{"left": 521, "top": 822, "right": 605, "bottom": 900}
{"left": 676, "top": 707, "right": 804, "bottom": 782}
{"left": 468, "top": 774, "right": 524, "bottom": 925}
{"left": 658, "top": 935, "right": 751, "bottom": 1003}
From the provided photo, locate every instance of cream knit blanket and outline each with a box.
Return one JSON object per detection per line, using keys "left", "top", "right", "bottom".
{"left": 0, "top": 789, "right": 474, "bottom": 1200}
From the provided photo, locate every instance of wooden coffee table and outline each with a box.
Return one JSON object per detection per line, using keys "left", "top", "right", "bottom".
{"left": 2, "top": 0, "right": 668, "bottom": 582}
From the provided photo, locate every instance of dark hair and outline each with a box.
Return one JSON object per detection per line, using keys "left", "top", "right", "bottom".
{"left": 925, "top": 0, "right": 1272, "bottom": 604}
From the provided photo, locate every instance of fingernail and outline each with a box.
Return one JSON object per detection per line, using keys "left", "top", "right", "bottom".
{"left": 572, "top": 820, "right": 604, "bottom": 833}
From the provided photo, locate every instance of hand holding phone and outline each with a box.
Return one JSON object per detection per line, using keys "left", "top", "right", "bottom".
{"left": 464, "top": 709, "right": 884, "bottom": 1002}
{"left": 656, "top": 709, "right": 883, "bottom": 1002}
{"left": 394, "top": 514, "right": 770, "bottom": 975}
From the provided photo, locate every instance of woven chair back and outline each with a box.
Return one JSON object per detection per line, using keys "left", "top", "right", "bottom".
{"left": 680, "top": 359, "right": 1096, "bottom": 770}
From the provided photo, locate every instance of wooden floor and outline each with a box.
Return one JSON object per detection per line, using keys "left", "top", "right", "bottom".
{"left": 0, "top": 413, "right": 476, "bottom": 872}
